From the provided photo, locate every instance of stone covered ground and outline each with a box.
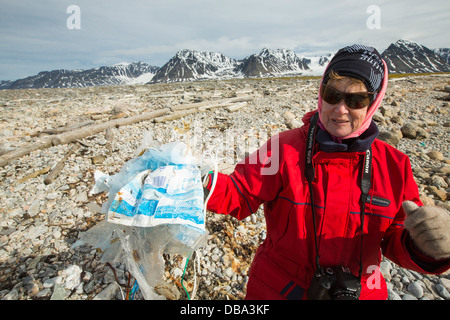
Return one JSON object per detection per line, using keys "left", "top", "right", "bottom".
{"left": 0, "top": 74, "right": 449, "bottom": 300}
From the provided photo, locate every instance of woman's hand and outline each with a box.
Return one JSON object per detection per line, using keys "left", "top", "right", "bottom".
{"left": 402, "top": 201, "right": 450, "bottom": 260}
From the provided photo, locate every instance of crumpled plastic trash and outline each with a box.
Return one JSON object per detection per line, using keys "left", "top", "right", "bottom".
{"left": 108, "top": 164, "right": 204, "bottom": 231}
{"left": 79, "top": 140, "right": 209, "bottom": 300}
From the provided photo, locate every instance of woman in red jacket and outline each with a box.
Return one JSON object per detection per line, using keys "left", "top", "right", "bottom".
{"left": 203, "top": 45, "right": 450, "bottom": 300}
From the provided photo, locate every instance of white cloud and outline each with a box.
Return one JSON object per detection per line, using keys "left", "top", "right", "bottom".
{"left": 1, "top": 0, "right": 449, "bottom": 80}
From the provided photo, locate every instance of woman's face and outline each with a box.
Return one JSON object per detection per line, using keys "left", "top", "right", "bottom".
{"left": 320, "top": 78, "right": 369, "bottom": 138}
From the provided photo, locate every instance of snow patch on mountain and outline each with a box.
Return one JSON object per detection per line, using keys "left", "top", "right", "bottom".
{"left": 235, "top": 48, "right": 311, "bottom": 78}
{"left": 2, "top": 40, "right": 449, "bottom": 89}
{"left": 0, "top": 62, "right": 159, "bottom": 90}
{"left": 150, "top": 50, "right": 239, "bottom": 83}
{"left": 381, "top": 40, "right": 450, "bottom": 74}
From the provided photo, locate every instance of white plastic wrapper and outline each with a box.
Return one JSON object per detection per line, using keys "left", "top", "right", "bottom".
{"left": 91, "top": 141, "right": 204, "bottom": 230}
{"left": 87, "top": 141, "right": 209, "bottom": 299}
{"left": 107, "top": 164, "right": 204, "bottom": 231}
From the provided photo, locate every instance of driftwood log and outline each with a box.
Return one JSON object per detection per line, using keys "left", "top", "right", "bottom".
{"left": 44, "top": 142, "right": 81, "bottom": 185}
{"left": 16, "top": 166, "right": 51, "bottom": 185}
{"left": 0, "top": 139, "right": 54, "bottom": 168}
{"left": 154, "top": 109, "right": 199, "bottom": 123}
{"left": 284, "top": 111, "right": 302, "bottom": 129}
{"left": 1, "top": 97, "right": 257, "bottom": 168}
{"left": 170, "top": 96, "right": 254, "bottom": 112}
{"left": 51, "top": 108, "right": 170, "bottom": 146}
{"left": 0, "top": 108, "right": 170, "bottom": 167}
{"left": 39, "top": 120, "right": 95, "bottom": 135}
{"left": 225, "top": 102, "right": 247, "bottom": 112}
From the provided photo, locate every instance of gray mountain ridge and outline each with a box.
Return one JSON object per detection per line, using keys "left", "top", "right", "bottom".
{"left": 382, "top": 40, "right": 450, "bottom": 74}
{"left": 1, "top": 40, "right": 449, "bottom": 90}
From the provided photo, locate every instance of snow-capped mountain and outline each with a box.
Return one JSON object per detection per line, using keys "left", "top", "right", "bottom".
{"left": 299, "top": 52, "right": 334, "bottom": 77}
{"left": 381, "top": 40, "right": 450, "bottom": 74}
{"left": 150, "top": 48, "right": 320, "bottom": 84}
{"left": 2, "top": 40, "right": 449, "bottom": 89}
{"left": 149, "top": 49, "right": 238, "bottom": 84}
{"left": 0, "top": 62, "right": 159, "bottom": 90}
{"left": 235, "top": 48, "right": 310, "bottom": 78}
{"left": 434, "top": 48, "right": 450, "bottom": 64}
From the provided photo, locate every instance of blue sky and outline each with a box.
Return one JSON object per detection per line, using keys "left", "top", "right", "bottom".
{"left": 1, "top": 0, "right": 449, "bottom": 81}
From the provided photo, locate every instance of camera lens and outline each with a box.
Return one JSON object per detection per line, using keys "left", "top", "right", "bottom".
{"left": 325, "top": 268, "right": 334, "bottom": 275}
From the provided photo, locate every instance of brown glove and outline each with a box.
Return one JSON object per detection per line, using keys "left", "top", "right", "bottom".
{"left": 402, "top": 201, "right": 450, "bottom": 260}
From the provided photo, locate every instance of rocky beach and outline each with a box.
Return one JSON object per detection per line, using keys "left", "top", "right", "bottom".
{"left": 0, "top": 74, "right": 449, "bottom": 300}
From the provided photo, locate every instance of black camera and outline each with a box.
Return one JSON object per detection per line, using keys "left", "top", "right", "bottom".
{"left": 307, "top": 266, "right": 361, "bottom": 300}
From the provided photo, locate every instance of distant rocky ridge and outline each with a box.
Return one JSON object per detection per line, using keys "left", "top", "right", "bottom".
{"left": 0, "top": 62, "right": 159, "bottom": 90}
{"left": 434, "top": 48, "right": 450, "bottom": 64}
{"left": 382, "top": 40, "right": 450, "bottom": 74}
{"left": 149, "top": 49, "right": 239, "bottom": 84}
{"left": 1, "top": 40, "right": 449, "bottom": 90}
{"left": 234, "top": 48, "right": 311, "bottom": 78}
{"left": 149, "top": 48, "right": 313, "bottom": 84}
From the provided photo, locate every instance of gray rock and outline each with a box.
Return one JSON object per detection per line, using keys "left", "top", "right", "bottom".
{"left": 27, "top": 199, "right": 41, "bottom": 217}
{"left": 409, "top": 270, "right": 423, "bottom": 280}
{"left": 372, "top": 113, "right": 386, "bottom": 124}
{"left": 1, "top": 289, "right": 19, "bottom": 300}
{"left": 388, "top": 289, "right": 402, "bottom": 300}
{"left": 223, "top": 267, "right": 235, "bottom": 279}
{"left": 50, "top": 284, "right": 67, "bottom": 300}
{"left": 35, "top": 288, "right": 52, "bottom": 299}
{"left": 401, "top": 122, "right": 430, "bottom": 139}
{"left": 26, "top": 282, "right": 40, "bottom": 297}
{"left": 391, "top": 115, "right": 404, "bottom": 125}
{"left": 401, "top": 123, "right": 418, "bottom": 139}
{"left": 427, "top": 151, "right": 444, "bottom": 161}
{"left": 378, "top": 130, "right": 401, "bottom": 147}
{"left": 380, "top": 261, "right": 392, "bottom": 281}
{"left": 431, "top": 175, "right": 448, "bottom": 188}
{"left": 43, "top": 276, "right": 61, "bottom": 288}
{"left": 408, "top": 281, "right": 424, "bottom": 298}
{"left": 402, "top": 275, "right": 411, "bottom": 285}
{"left": 93, "top": 283, "right": 119, "bottom": 300}
{"left": 402, "top": 293, "right": 418, "bottom": 300}
{"left": 436, "top": 284, "right": 450, "bottom": 300}
{"left": 439, "top": 278, "right": 450, "bottom": 291}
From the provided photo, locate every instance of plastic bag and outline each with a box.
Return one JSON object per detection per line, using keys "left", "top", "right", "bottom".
{"left": 86, "top": 140, "right": 208, "bottom": 299}
{"left": 96, "top": 141, "right": 199, "bottom": 209}
{"left": 108, "top": 164, "right": 204, "bottom": 231}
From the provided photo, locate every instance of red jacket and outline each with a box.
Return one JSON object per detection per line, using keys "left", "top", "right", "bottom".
{"left": 206, "top": 113, "right": 450, "bottom": 300}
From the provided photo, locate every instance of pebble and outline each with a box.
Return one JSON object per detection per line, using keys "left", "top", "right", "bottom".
{"left": 93, "top": 283, "right": 119, "bottom": 300}
{"left": 427, "top": 151, "right": 444, "bottom": 161}
{"left": 388, "top": 289, "right": 401, "bottom": 300}
{"left": 0, "top": 75, "right": 449, "bottom": 300}
{"left": 402, "top": 294, "right": 418, "bottom": 300}
{"left": 408, "top": 281, "right": 424, "bottom": 298}
{"left": 380, "top": 261, "right": 392, "bottom": 281}
{"left": 436, "top": 284, "right": 450, "bottom": 300}
{"left": 439, "top": 277, "right": 450, "bottom": 290}
{"left": 50, "top": 284, "right": 67, "bottom": 300}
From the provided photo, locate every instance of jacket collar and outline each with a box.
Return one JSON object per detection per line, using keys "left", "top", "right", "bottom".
{"left": 315, "top": 120, "right": 379, "bottom": 153}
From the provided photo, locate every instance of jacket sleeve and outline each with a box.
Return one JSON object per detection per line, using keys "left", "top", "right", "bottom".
{"left": 205, "top": 134, "right": 283, "bottom": 220}
{"left": 380, "top": 155, "right": 450, "bottom": 274}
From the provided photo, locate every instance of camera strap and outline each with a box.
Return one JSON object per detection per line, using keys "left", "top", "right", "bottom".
{"left": 359, "top": 147, "right": 372, "bottom": 279}
{"left": 304, "top": 112, "right": 372, "bottom": 280}
{"left": 305, "top": 113, "right": 321, "bottom": 272}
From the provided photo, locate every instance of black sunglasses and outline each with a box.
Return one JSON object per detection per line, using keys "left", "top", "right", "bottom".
{"left": 320, "top": 84, "right": 375, "bottom": 109}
